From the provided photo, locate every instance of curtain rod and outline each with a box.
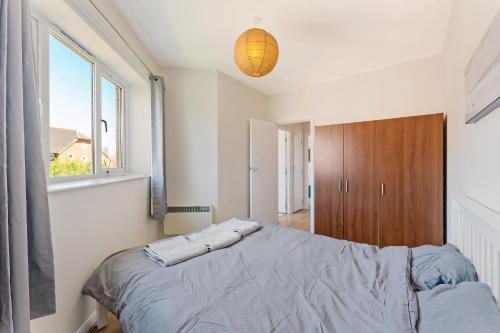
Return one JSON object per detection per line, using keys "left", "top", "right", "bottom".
{"left": 87, "top": 0, "right": 155, "bottom": 77}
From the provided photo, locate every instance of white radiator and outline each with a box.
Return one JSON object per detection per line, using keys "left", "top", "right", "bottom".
{"left": 164, "top": 205, "right": 213, "bottom": 236}
{"left": 449, "top": 197, "right": 500, "bottom": 306}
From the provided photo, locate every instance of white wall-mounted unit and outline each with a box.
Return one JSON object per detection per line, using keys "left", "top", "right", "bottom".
{"left": 465, "top": 8, "right": 500, "bottom": 123}
{"left": 164, "top": 205, "right": 213, "bottom": 235}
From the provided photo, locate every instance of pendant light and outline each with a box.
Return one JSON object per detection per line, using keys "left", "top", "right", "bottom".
{"left": 234, "top": 17, "right": 279, "bottom": 77}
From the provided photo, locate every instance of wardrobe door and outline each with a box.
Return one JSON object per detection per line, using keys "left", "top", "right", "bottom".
{"left": 343, "top": 121, "right": 379, "bottom": 245}
{"left": 314, "top": 124, "right": 344, "bottom": 239}
{"left": 376, "top": 117, "right": 405, "bottom": 246}
{"left": 378, "top": 114, "right": 443, "bottom": 247}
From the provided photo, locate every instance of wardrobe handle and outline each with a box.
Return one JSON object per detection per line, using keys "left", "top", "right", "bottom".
{"left": 338, "top": 180, "right": 343, "bottom": 192}
{"left": 381, "top": 183, "right": 385, "bottom": 196}
{"left": 345, "top": 180, "right": 349, "bottom": 193}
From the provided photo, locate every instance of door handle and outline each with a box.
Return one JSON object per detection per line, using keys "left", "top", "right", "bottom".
{"left": 338, "top": 180, "right": 343, "bottom": 192}
{"left": 344, "top": 180, "right": 349, "bottom": 193}
{"left": 381, "top": 183, "right": 385, "bottom": 196}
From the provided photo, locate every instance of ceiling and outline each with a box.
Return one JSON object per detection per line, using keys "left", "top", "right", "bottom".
{"left": 110, "top": 0, "right": 455, "bottom": 95}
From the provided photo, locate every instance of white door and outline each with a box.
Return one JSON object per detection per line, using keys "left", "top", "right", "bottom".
{"left": 277, "top": 130, "right": 287, "bottom": 214}
{"left": 293, "top": 132, "right": 304, "bottom": 212}
{"left": 250, "top": 118, "right": 278, "bottom": 223}
{"left": 305, "top": 133, "right": 313, "bottom": 209}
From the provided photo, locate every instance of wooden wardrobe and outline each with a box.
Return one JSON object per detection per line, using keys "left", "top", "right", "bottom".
{"left": 314, "top": 113, "right": 444, "bottom": 247}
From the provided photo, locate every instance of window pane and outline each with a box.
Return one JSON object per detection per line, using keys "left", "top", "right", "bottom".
{"left": 100, "top": 76, "right": 122, "bottom": 169}
{"left": 49, "top": 34, "right": 93, "bottom": 177}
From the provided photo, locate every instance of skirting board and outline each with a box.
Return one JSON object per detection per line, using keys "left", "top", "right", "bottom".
{"left": 75, "top": 311, "right": 96, "bottom": 333}
{"left": 75, "top": 302, "right": 108, "bottom": 333}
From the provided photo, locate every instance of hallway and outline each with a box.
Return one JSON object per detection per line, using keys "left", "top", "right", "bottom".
{"left": 278, "top": 209, "right": 310, "bottom": 231}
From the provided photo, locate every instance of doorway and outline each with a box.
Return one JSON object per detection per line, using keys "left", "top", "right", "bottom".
{"left": 277, "top": 121, "right": 312, "bottom": 232}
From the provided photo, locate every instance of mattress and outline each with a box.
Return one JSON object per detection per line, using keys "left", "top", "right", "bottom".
{"left": 83, "top": 223, "right": 418, "bottom": 333}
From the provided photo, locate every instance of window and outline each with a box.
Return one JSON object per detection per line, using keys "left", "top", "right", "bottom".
{"left": 100, "top": 76, "right": 122, "bottom": 169}
{"left": 49, "top": 33, "right": 93, "bottom": 177}
{"left": 45, "top": 30, "right": 125, "bottom": 179}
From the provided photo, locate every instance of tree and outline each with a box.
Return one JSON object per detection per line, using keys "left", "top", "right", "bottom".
{"left": 49, "top": 159, "right": 91, "bottom": 177}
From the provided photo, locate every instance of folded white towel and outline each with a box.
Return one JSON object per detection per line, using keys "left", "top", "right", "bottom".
{"left": 145, "top": 236, "right": 208, "bottom": 267}
{"left": 144, "top": 220, "right": 260, "bottom": 266}
{"left": 217, "top": 218, "right": 261, "bottom": 236}
{"left": 187, "top": 225, "right": 241, "bottom": 251}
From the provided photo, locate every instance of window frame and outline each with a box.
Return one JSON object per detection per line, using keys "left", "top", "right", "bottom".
{"left": 97, "top": 72, "right": 127, "bottom": 174}
{"left": 33, "top": 14, "right": 127, "bottom": 183}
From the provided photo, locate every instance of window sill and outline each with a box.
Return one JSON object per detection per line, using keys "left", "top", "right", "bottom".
{"left": 47, "top": 174, "right": 149, "bottom": 194}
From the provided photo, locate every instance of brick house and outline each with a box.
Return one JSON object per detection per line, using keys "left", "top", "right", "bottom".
{"left": 49, "top": 128, "right": 114, "bottom": 167}
{"left": 49, "top": 127, "right": 92, "bottom": 163}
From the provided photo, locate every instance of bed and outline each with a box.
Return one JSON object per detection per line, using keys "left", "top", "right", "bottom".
{"left": 83, "top": 222, "right": 500, "bottom": 333}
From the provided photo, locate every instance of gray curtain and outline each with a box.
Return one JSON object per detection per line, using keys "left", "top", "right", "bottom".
{"left": 0, "top": 0, "right": 55, "bottom": 331}
{"left": 150, "top": 75, "right": 167, "bottom": 221}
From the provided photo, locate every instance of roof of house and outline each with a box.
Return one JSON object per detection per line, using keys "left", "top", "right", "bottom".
{"left": 49, "top": 127, "right": 91, "bottom": 154}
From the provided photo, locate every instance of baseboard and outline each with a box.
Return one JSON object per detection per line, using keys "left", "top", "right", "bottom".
{"left": 75, "top": 311, "right": 96, "bottom": 333}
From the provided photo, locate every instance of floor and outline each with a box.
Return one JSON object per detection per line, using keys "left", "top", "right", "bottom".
{"left": 278, "top": 209, "right": 310, "bottom": 231}
{"left": 91, "top": 210, "right": 310, "bottom": 333}
{"left": 88, "top": 314, "right": 121, "bottom": 333}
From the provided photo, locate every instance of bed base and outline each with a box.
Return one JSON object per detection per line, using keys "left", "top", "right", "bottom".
{"left": 449, "top": 197, "right": 500, "bottom": 307}
{"left": 96, "top": 302, "right": 108, "bottom": 329}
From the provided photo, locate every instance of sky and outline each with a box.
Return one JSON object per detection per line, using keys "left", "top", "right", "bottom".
{"left": 49, "top": 34, "right": 118, "bottom": 158}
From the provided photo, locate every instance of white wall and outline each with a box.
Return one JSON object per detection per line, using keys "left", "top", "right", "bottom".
{"left": 164, "top": 68, "right": 219, "bottom": 221}
{"left": 303, "top": 123, "right": 311, "bottom": 209}
{"left": 268, "top": 55, "right": 444, "bottom": 125}
{"left": 277, "top": 129, "right": 288, "bottom": 214}
{"left": 442, "top": 0, "right": 500, "bottom": 224}
{"left": 217, "top": 73, "right": 268, "bottom": 222}
{"left": 30, "top": 180, "right": 160, "bottom": 333}
{"left": 163, "top": 69, "right": 268, "bottom": 229}
{"left": 127, "top": 83, "right": 152, "bottom": 175}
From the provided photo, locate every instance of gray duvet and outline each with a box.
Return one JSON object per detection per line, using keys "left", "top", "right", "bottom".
{"left": 83, "top": 223, "right": 417, "bottom": 333}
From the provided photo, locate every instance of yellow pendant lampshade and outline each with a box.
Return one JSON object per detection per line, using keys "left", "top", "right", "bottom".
{"left": 234, "top": 28, "right": 279, "bottom": 77}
